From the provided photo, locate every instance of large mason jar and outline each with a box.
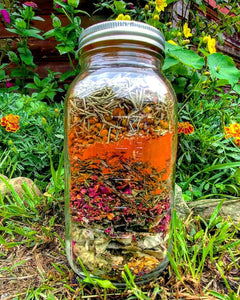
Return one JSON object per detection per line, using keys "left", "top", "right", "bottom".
{"left": 64, "top": 21, "right": 177, "bottom": 284}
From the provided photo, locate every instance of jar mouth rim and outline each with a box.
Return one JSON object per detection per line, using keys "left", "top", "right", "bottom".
{"left": 78, "top": 21, "right": 165, "bottom": 53}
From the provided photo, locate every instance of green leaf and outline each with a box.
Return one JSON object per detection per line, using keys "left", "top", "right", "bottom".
{"left": 207, "top": 53, "right": 240, "bottom": 86}
{"left": 234, "top": 168, "right": 240, "bottom": 184}
{"left": 0, "top": 70, "right": 5, "bottom": 80}
{"left": 233, "top": 84, "right": 240, "bottom": 94}
{"left": 84, "top": 277, "right": 117, "bottom": 290}
{"left": 114, "top": 0, "right": 126, "bottom": 12}
{"left": 6, "top": 28, "right": 21, "bottom": 35}
{"left": 162, "top": 56, "right": 179, "bottom": 71}
{"left": 8, "top": 51, "right": 20, "bottom": 64}
{"left": 68, "top": 0, "right": 79, "bottom": 8}
{"left": 32, "top": 16, "right": 45, "bottom": 21}
{"left": 166, "top": 0, "right": 179, "bottom": 4}
{"left": 59, "top": 70, "right": 77, "bottom": 81}
{"left": 183, "top": 162, "right": 240, "bottom": 190}
{"left": 25, "top": 83, "right": 37, "bottom": 89}
{"left": 18, "top": 47, "right": 34, "bottom": 66}
{"left": 173, "top": 77, "right": 188, "bottom": 94}
{"left": 168, "top": 48, "right": 205, "bottom": 70}
{"left": 43, "top": 29, "right": 56, "bottom": 38}
{"left": 209, "top": 199, "right": 225, "bottom": 228}
{"left": 56, "top": 45, "right": 74, "bottom": 55}
{"left": 24, "top": 29, "right": 44, "bottom": 40}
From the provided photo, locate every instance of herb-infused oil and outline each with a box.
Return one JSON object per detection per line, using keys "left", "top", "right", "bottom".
{"left": 64, "top": 21, "right": 177, "bottom": 284}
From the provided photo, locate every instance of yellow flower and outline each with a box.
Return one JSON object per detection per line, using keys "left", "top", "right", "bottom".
{"left": 167, "top": 40, "right": 177, "bottom": 45}
{"left": 183, "top": 23, "right": 192, "bottom": 38}
{"left": 155, "top": 0, "right": 167, "bottom": 12}
{"left": 116, "top": 14, "right": 131, "bottom": 21}
{"left": 42, "top": 117, "right": 47, "bottom": 125}
{"left": 207, "top": 37, "right": 216, "bottom": 54}
{"left": 203, "top": 35, "right": 210, "bottom": 43}
{"left": 116, "top": 14, "right": 124, "bottom": 20}
{"left": 124, "top": 14, "right": 131, "bottom": 20}
{"left": 153, "top": 14, "right": 159, "bottom": 21}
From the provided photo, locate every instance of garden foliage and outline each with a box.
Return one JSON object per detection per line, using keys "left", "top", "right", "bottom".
{"left": 0, "top": 0, "right": 240, "bottom": 299}
{"left": 0, "top": 0, "right": 240, "bottom": 196}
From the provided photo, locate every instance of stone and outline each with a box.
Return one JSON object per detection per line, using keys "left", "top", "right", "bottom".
{"left": 188, "top": 198, "right": 240, "bottom": 226}
{"left": 174, "top": 184, "right": 240, "bottom": 226}
{"left": 174, "top": 184, "right": 191, "bottom": 220}
{"left": 0, "top": 176, "right": 42, "bottom": 198}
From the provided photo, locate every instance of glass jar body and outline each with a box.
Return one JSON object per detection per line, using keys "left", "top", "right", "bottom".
{"left": 64, "top": 46, "right": 177, "bottom": 284}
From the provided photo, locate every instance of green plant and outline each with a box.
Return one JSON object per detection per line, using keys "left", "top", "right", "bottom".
{"left": 169, "top": 205, "right": 240, "bottom": 291}
{"left": 1, "top": 1, "right": 45, "bottom": 92}
{"left": 44, "top": 0, "right": 89, "bottom": 83}
{"left": 121, "top": 265, "right": 151, "bottom": 300}
{"left": 24, "top": 70, "right": 64, "bottom": 103}
{"left": 0, "top": 92, "right": 64, "bottom": 188}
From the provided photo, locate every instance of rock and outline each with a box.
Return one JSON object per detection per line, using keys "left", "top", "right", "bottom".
{"left": 188, "top": 198, "right": 240, "bottom": 226}
{"left": 174, "top": 184, "right": 191, "bottom": 220}
{"left": 175, "top": 184, "right": 240, "bottom": 225}
{"left": 0, "top": 174, "right": 9, "bottom": 195}
{"left": 0, "top": 176, "right": 42, "bottom": 198}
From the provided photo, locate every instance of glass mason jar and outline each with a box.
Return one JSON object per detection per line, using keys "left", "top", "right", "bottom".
{"left": 64, "top": 21, "right": 177, "bottom": 285}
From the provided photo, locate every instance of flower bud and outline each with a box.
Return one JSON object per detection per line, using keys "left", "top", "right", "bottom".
{"left": 15, "top": 18, "right": 27, "bottom": 29}
{"left": 67, "top": 0, "right": 79, "bottom": 8}
{"left": 42, "top": 117, "right": 47, "bottom": 125}
{"left": 203, "top": 35, "right": 210, "bottom": 43}
{"left": 144, "top": 4, "right": 149, "bottom": 11}
{"left": 55, "top": 108, "right": 59, "bottom": 117}
{"left": 52, "top": 16, "right": 61, "bottom": 28}
{"left": 182, "top": 39, "right": 190, "bottom": 45}
{"left": 153, "top": 14, "right": 159, "bottom": 21}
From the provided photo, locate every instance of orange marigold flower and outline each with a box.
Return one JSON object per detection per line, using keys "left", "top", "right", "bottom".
{"left": 235, "top": 137, "right": 240, "bottom": 147}
{"left": 225, "top": 123, "right": 240, "bottom": 147}
{"left": 177, "top": 122, "right": 194, "bottom": 135}
{"left": 225, "top": 123, "right": 240, "bottom": 138}
{"left": 1, "top": 114, "right": 20, "bottom": 133}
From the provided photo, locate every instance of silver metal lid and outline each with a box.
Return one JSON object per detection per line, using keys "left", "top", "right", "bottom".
{"left": 79, "top": 21, "right": 165, "bottom": 52}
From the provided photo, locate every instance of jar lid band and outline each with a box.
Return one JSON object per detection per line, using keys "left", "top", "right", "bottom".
{"left": 79, "top": 21, "right": 165, "bottom": 53}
